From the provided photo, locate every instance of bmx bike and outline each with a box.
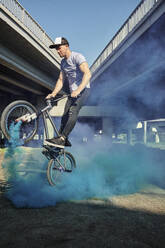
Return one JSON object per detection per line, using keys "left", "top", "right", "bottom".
{"left": 0, "top": 95, "right": 76, "bottom": 186}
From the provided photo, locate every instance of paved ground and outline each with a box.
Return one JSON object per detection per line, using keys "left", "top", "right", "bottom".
{"left": 0, "top": 185, "right": 165, "bottom": 248}
{"left": 1, "top": 146, "right": 165, "bottom": 247}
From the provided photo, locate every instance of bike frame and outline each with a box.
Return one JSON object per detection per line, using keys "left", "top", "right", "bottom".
{"left": 41, "top": 95, "right": 69, "bottom": 140}
{"left": 1, "top": 95, "right": 75, "bottom": 186}
{"left": 41, "top": 104, "right": 59, "bottom": 140}
{"left": 23, "top": 94, "right": 69, "bottom": 141}
{"left": 15, "top": 95, "right": 69, "bottom": 143}
{"left": 40, "top": 95, "right": 71, "bottom": 169}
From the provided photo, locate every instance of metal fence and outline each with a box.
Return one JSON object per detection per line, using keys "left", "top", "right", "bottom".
{"left": 0, "top": 0, "right": 54, "bottom": 50}
{"left": 90, "top": 0, "right": 160, "bottom": 74}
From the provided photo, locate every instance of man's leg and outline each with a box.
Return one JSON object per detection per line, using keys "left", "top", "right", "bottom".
{"left": 59, "top": 97, "right": 72, "bottom": 135}
{"left": 61, "top": 89, "right": 90, "bottom": 138}
{"left": 45, "top": 96, "right": 71, "bottom": 147}
{"left": 45, "top": 89, "right": 89, "bottom": 148}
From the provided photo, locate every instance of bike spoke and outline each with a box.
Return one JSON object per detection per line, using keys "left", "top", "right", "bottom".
{"left": 1, "top": 101, "right": 38, "bottom": 143}
{"left": 46, "top": 151, "right": 76, "bottom": 186}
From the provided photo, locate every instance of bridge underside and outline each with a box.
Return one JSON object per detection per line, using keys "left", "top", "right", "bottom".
{"left": 90, "top": 13, "right": 165, "bottom": 127}
{"left": 0, "top": 16, "right": 60, "bottom": 110}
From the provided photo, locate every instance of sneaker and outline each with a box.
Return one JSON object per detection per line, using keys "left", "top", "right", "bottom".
{"left": 45, "top": 136, "right": 65, "bottom": 148}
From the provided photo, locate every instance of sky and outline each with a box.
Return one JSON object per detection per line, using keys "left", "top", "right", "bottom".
{"left": 18, "top": 0, "right": 141, "bottom": 66}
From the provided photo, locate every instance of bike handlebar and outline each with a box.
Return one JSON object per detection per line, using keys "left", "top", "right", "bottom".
{"left": 45, "top": 94, "right": 70, "bottom": 107}
{"left": 52, "top": 94, "right": 70, "bottom": 102}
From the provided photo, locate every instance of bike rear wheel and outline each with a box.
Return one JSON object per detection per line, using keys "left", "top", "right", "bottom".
{"left": 0, "top": 100, "right": 38, "bottom": 144}
{"left": 47, "top": 151, "right": 76, "bottom": 186}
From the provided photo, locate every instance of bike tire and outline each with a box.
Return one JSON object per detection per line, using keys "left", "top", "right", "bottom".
{"left": 47, "top": 151, "right": 76, "bottom": 186}
{"left": 0, "top": 100, "right": 38, "bottom": 144}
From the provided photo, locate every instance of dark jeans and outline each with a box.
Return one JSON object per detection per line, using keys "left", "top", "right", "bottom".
{"left": 59, "top": 88, "right": 90, "bottom": 138}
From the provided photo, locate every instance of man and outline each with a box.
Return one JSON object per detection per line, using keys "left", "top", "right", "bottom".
{"left": 45, "top": 37, "right": 91, "bottom": 148}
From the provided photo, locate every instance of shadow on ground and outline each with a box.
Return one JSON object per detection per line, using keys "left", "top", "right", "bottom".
{"left": 0, "top": 190, "right": 165, "bottom": 248}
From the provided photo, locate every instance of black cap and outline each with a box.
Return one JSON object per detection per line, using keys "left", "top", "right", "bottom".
{"left": 49, "top": 37, "right": 69, "bottom": 49}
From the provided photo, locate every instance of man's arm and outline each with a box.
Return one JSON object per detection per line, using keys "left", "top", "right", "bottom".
{"left": 71, "top": 62, "right": 91, "bottom": 98}
{"left": 46, "top": 72, "right": 64, "bottom": 99}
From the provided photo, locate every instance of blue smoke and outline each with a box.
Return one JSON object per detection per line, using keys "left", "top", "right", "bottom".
{"left": 2, "top": 123, "right": 165, "bottom": 208}
{"left": 8, "top": 121, "right": 23, "bottom": 147}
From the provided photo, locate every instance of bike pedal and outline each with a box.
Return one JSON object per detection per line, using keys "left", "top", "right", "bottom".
{"left": 65, "top": 169, "right": 72, "bottom": 173}
{"left": 42, "top": 145, "right": 50, "bottom": 150}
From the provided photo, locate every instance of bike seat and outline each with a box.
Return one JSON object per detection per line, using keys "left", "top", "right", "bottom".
{"left": 65, "top": 139, "right": 72, "bottom": 147}
{"left": 43, "top": 144, "right": 62, "bottom": 151}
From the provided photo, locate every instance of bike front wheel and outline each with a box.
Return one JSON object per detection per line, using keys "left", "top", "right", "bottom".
{"left": 0, "top": 100, "right": 38, "bottom": 144}
{"left": 47, "top": 151, "right": 76, "bottom": 186}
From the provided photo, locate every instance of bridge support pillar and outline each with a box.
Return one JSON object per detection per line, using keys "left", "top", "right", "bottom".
{"left": 127, "top": 129, "right": 133, "bottom": 145}
{"left": 102, "top": 117, "right": 113, "bottom": 139}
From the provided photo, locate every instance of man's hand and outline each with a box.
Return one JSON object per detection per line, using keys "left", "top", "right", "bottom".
{"left": 71, "top": 89, "right": 81, "bottom": 98}
{"left": 45, "top": 93, "right": 56, "bottom": 99}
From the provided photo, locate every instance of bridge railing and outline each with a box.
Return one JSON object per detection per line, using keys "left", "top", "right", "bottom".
{"left": 0, "top": 0, "right": 56, "bottom": 53}
{"left": 90, "top": 0, "right": 160, "bottom": 74}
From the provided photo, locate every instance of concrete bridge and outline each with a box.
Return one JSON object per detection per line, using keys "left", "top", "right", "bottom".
{"left": 0, "top": 0, "right": 165, "bottom": 143}
{"left": 0, "top": 0, "right": 61, "bottom": 109}
{"left": 90, "top": 0, "right": 165, "bottom": 129}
